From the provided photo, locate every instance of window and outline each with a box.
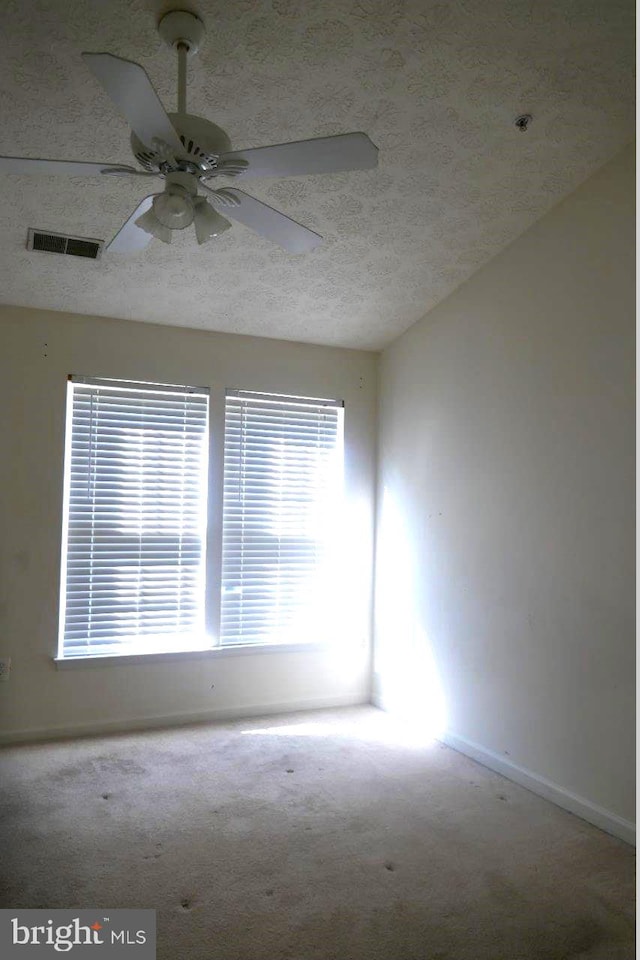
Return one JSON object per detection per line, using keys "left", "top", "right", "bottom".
{"left": 58, "top": 379, "right": 344, "bottom": 661}
{"left": 220, "top": 390, "right": 344, "bottom": 647}
{"left": 59, "top": 377, "right": 209, "bottom": 659}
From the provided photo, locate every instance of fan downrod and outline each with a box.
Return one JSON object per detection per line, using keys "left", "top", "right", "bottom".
{"left": 158, "top": 11, "right": 205, "bottom": 116}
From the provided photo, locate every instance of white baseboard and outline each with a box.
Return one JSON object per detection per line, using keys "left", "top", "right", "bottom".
{"left": 4, "top": 699, "right": 633, "bottom": 847}
{"left": 440, "top": 729, "right": 635, "bottom": 847}
{"left": 0, "top": 694, "right": 367, "bottom": 746}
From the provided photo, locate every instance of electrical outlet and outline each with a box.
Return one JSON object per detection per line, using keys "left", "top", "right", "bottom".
{"left": 0, "top": 657, "right": 11, "bottom": 682}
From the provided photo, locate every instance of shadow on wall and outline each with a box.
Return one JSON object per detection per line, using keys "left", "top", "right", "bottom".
{"left": 373, "top": 486, "right": 447, "bottom": 739}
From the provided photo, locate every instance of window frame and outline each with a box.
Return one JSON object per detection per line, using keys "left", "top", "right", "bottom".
{"left": 219, "top": 388, "right": 345, "bottom": 650}
{"left": 56, "top": 375, "right": 211, "bottom": 663}
{"left": 55, "top": 378, "right": 346, "bottom": 667}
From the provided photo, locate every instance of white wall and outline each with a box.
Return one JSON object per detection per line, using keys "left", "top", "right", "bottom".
{"left": 374, "top": 144, "right": 635, "bottom": 834}
{"left": 0, "top": 308, "right": 377, "bottom": 740}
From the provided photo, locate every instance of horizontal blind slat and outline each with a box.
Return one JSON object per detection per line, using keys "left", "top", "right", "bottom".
{"left": 220, "top": 390, "right": 343, "bottom": 649}
{"left": 60, "top": 379, "right": 209, "bottom": 658}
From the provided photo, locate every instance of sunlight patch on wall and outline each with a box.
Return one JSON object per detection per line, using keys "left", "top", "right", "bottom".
{"left": 374, "top": 486, "right": 447, "bottom": 738}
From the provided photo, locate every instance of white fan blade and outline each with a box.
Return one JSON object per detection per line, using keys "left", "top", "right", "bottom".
{"left": 107, "top": 196, "right": 156, "bottom": 253}
{"left": 204, "top": 186, "right": 322, "bottom": 253}
{"left": 82, "top": 53, "right": 183, "bottom": 155}
{"left": 0, "top": 156, "right": 140, "bottom": 176}
{"left": 219, "top": 133, "right": 378, "bottom": 179}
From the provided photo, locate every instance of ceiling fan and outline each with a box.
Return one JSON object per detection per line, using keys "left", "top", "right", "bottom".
{"left": 0, "top": 10, "right": 378, "bottom": 255}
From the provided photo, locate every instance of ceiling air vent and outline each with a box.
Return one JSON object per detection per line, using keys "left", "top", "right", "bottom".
{"left": 27, "top": 229, "right": 104, "bottom": 260}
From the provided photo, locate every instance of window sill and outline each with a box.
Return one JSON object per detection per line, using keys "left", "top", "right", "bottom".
{"left": 53, "top": 642, "right": 330, "bottom": 669}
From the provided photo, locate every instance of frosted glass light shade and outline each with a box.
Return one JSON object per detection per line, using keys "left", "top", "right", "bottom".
{"left": 194, "top": 197, "right": 231, "bottom": 245}
{"left": 153, "top": 186, "right": 194, "bottom": 230}
{"left": 135, "top": 209, "right": 172, "bottom": 244}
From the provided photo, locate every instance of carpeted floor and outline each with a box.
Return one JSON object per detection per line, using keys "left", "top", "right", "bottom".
{"left": 0, "top": 707, "right": 635, "bottom": 959}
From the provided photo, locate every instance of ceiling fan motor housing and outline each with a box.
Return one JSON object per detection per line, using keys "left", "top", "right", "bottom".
{"left": 131, "top": 113, "right": 232, "bottom": 173}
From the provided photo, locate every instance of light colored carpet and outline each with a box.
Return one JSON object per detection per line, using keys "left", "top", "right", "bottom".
{"left": 0, "top": 706, "right": 634, "bottom": 959}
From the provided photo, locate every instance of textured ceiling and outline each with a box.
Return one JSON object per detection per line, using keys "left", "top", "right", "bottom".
{"left": 0, "top": 0, "right": 634, "bottom": 349}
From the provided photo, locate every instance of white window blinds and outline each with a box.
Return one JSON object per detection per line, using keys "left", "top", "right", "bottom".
{"left": 59, "top": 377, "right": 209, "bottom": 659}
{"left": 220, "top": 390, "right": 344, "bottom": 647}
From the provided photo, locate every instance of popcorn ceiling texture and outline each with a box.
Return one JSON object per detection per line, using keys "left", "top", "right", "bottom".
{"left": 0, "top": 0, "right": 634, "bottom": 349}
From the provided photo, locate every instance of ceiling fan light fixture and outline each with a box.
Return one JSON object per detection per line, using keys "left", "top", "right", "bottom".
{"left": 152, "top": 184, "right": 194, "bottom": 229}
{"left": 193, "top": 197, "right": 231, "bottom": 244}
{"left": 135, "top": 208, "right": 172, "bottom": 244}
{"left": 0, "top": 14, "right": 378, "bottom": 257}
